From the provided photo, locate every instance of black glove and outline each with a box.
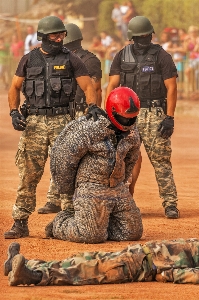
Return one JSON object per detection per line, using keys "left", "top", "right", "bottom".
{"left": 10, "top": 109, "right": 26, "bottom": 131}
{"left": 158, "top": 115, "right": 174, "bottom": 139}
{"left": 86, "top": 104, "right": 107, "bottom": 122}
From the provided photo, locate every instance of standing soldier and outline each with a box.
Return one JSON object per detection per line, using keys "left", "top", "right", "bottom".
{"left": 64, "top": 23, "right": 102, "bottom": 113}
{"left": 4, "top": 16, "right": 102, "bottom": 239}
{"left": 106, "top": 16, "right": 179, "bottom": 219}
{"left": 38, "top": 23, "right": 102, "bottom": 214}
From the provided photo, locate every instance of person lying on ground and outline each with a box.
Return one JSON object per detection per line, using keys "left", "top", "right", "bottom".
{"left": 5, "top": 238, "right": 199, "bottom": 286}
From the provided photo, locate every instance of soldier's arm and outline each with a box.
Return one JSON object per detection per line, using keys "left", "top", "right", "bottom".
{"left": 105, "top": 75, "right": 120, "bottom": 104}
{"left": 8, "top": 75, "right": 25, "bottom": 111}
{"left": 164, "top": 76, "right": 177, "bottom": 117}
{"left": 76, "top": 75, "right": 97, "bottom": 105}
{"left": 91, "top": 77, "right": 102, "bottom": 107}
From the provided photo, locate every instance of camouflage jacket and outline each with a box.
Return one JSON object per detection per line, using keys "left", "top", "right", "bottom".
{"left": 50, "top": 115, "right": 140, "bottom": 195}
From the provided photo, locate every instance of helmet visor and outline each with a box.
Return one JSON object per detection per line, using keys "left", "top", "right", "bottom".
{"left": 113, "top": 112, "right": 137, "bottom": 127}
{"left": 48, "top": 32, "right": 66, "bottom": 41}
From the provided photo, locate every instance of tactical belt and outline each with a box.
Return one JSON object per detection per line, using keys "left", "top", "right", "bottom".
{"left": 140, "top": 99, "right": 164, "bottom": 109}
{"left": 28, "top": 106, "right": 69, "bottom": 116}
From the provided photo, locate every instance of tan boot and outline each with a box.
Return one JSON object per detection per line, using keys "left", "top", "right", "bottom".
{"left": 8, "top": 254, "right": 42, "bottom": 286}
{"left": 4, "top": 242, "right": 20, "bottom": 276}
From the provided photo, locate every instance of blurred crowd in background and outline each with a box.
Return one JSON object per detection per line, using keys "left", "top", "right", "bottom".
{"left": 0, "top": 0, "right": 199, "bottom": 100}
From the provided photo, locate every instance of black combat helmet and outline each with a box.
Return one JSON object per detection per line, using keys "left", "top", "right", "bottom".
{"left": 64, "top": 23, "right": 83, "bottom": 44}
{"left": 127, "top": 16, "right": 154, "bottom": 40}
{"left": 37, "top": 16, "right": 66, "bottom": 41}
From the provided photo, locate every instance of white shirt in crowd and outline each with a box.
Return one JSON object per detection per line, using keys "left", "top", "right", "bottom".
{"left": 24, "top": 32, "right": 40, "bottom": 55}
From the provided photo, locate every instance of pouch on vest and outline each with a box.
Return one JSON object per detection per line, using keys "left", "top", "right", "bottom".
{"left": 62, "top": 79, "right": 73, "bottom": 96}
{"left": 151, "top": 74, "right": 162, "bottom": 98}
{"left": 120, "top": 63, "right": 136, "bottom": 88}
{"left": 35, "top": 80, "right": 44, "bottom": 97}
{"left": 27, "top": 67, "right": 43, "bottom": 79}
{"left": 50, "top": 78, "right": 61, "bottom": 94}
{"left": 139, "top": 74, "right": 150, "bottom": 98}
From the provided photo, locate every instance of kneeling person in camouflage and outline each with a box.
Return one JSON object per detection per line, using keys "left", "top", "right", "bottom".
{"left": 5, "top": 238, "right": 199, "bottom": 286}
{"left": 47, "top": 87, "right": 143, "bottom": 243}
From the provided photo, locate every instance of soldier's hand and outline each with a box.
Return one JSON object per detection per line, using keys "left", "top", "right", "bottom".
{"left": 10, "top": 109, "right": 26, "bottom": 131}
{"left": 85, "top": 104, "right": 107, "bottom": 122}
{"left": 158, "top": 115, "right": 174, "bottom": 139}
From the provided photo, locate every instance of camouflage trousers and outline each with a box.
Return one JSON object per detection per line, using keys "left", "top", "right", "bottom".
{"left": 25, "top": 238, "right": 199, "bottom": 285}
{"left": 52, "top": 182, "right": 143, "bottom": 243}
{"left": 136, "top": 107, "right": 178, "bottom": 207}
{"left": 12, "top": 114, "right": 71, "bottom": 220}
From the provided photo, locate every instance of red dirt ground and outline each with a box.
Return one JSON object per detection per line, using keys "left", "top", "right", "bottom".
{"left": 0, "top": 88, "right": 199, "bottom": 300}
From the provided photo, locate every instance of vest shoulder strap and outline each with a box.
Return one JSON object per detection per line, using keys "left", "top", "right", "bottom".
{"left": 121, "top": 44, "right": 162, "bottom": 63}
{"left": 121, "top": 44, "right": 135, "bottom": 63}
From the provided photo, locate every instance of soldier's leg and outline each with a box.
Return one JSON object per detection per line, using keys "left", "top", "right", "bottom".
{"left": 38, "top": 114, "right": 72, "bottom": 214}
{"left": 9, "top": 245, "right": 145, "bottom": 286}
{"left": 52, "top": 183, "right": 114, "bottom": 243}
{"left": 108, "top": 183, "right": 143, "bottom": 241}
{"left": 13, "top": 116, "right": 49, "bottom": 219}
{"left": 4, "top": 116, "right": 49, "bottom": 239}
{"left": 137, "top": 108, "right": 178, "bottom": 218}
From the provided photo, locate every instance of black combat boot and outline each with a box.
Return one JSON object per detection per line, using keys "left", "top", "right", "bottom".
{"left": 37, "top": 202, "right": 61, "bottom": 214}
{"left": 4, "top": 242, "right": 20, "bottom": 275}
{"left": 165, "top": 206, "right": 180, "bottom": 219}
{"left": 4, "top": 219, "right": 29, "bottom": 239}
{"left": 8, "top": 254, "right": 42, "bottom": 286}
{"left": 45, "top": 221, "right": 54, "bottom": 238}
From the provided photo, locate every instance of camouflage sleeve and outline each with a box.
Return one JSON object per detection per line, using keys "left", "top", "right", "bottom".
{"left": 124, "top": 127, "right": 141, "bottom": 183}
{"left": 50, "top": 119, "right": 90, "bottom": 195}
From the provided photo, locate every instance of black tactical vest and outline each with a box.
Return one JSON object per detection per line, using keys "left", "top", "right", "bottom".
{"left": 75, "top": 48, "right": 96, "bottom": 112}
{"left": 22, "top": 47, "right": 75, "bottom": 108}
{"left": 120, "top": 44, "right": 167, "bottom": 102}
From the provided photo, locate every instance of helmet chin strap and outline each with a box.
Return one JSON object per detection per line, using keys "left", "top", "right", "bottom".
{"left": 41, "top": 37, "right": 63, "bottom": 55}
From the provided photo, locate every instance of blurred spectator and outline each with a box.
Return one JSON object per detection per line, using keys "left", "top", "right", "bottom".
{"left": 120, "top": 1, "right": 128, "bottom": 15}
{"left": 183, "top": 25, "right": 199, "bottom": 54}
{"left": 111, "top": 2, "right": 123, "bottom": 39}
{"left": 167, "top": 33, "right": 186, "bottom": 99}
{"left": 100, "top": 31, "right": 113, "bottom": 47}
{"left": 183, "top": 26, "right": 199, "bottom": 93}
{"left": 10, "top": 34, "right": 24, "bottom": 60}
{"left": 121, "top": 1, "right": 137, "bottom": 41}
{"left": 103, "top": 35, "right": 123, "bottom": 90}
{"left": 24, "top": 25, "right": 41, "bottom": 55}
{"left": 10, "top": 34, "right": 24, "bottom": 77}
{"left": 0, "top": 37, "right": 9, "bottom": 89}
{"left": 88, "top": 35, "right": 106, "bottom": 59}
{"left": 178, "top": 28, "right": 188, "bottom": 44}
{"left": 160, "top": 30, "right": 172, "bottom": 51}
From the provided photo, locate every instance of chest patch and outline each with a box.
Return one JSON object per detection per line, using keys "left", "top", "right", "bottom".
{"left": 142, "top": 66, "right": 154, "bottom": 73}
{"left": 54, "top": 65, "right": 66, "bottom": 70}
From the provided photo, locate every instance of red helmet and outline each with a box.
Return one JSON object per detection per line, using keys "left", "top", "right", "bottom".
{"left": 106, "top": 87, "right": 140, "bottom": 131}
